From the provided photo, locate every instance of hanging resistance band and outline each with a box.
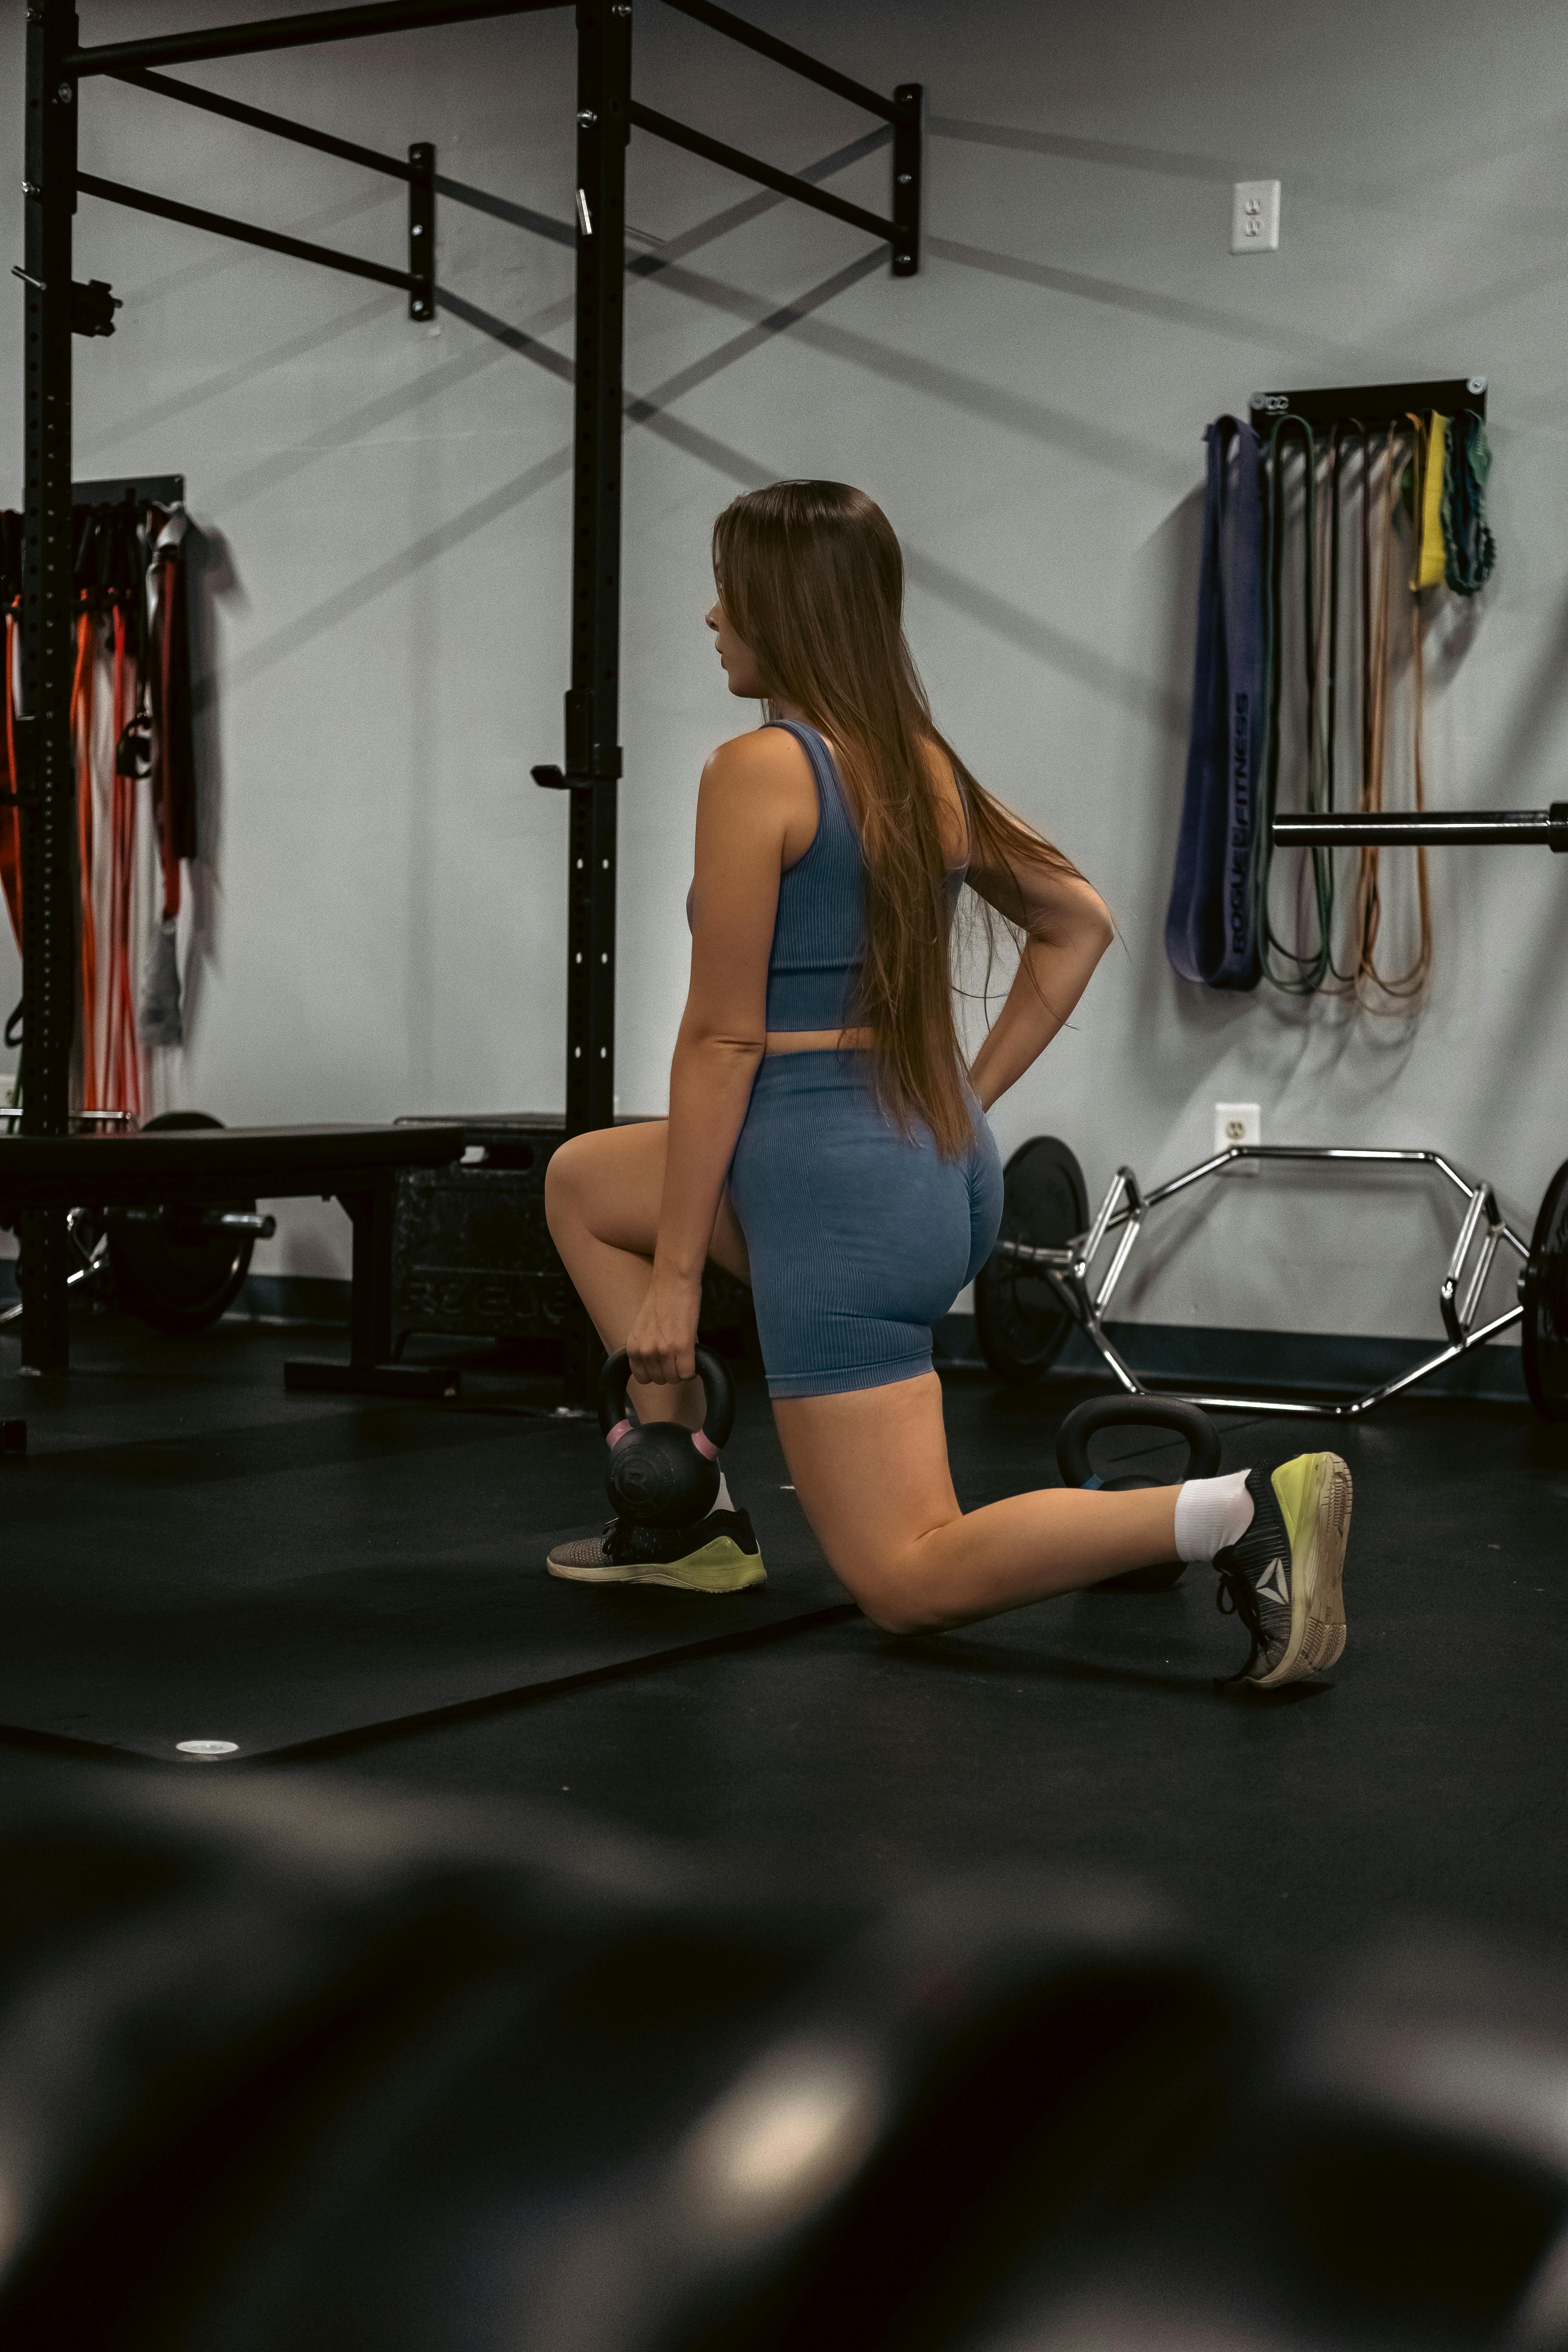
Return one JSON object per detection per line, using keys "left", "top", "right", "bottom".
{"left": 70, "top": 587, "right": 101, "bottom": 1109}
{"left": 1349, "top": 420, "right": 1432, "bottom": 1010}
{"left": 0, "top": 493, "right": 198, "bottom": 1115}
{"left": 0, "top": 513, "right": 23, "bottom": 957}
{"left": 106, "top": 601, "right": 145, "bottom": 1118}
{"left": 1170, "top": 400, "right": 1491, "bottom": 1008}
{"left": 1442, "top": 412, "right": 1496, "bottom": 596}
{"left": 1165, "top": 416, "right": 1264, "bottom": 989}
{"left": 1248, "top": 413, "right": 1338, "bottom": 994}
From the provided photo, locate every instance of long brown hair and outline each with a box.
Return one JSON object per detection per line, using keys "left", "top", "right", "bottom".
{"left": 712, "top": 480, "right": 1084, "bottom": 1156}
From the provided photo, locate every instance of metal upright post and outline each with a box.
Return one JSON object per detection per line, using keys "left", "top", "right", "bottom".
{"left": 407, "top": 138, "right": 435, "bottom": 318}
{"left": 19, "top": 0, "right": 80, "bottom": 1373}
{"left": 565, "top": 0, "right": 628, "bottom": 1139}
{"left": 560, "top": 0, "right": 629, "bottom": 1398}
{"left": 891, "top": 82, "right": 922, "bottom": 276}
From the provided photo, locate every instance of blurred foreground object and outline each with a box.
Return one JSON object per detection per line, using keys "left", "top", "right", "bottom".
{"left": 0, "top": 1776, "right": 1229, "bottom": 2352}
{"left": 0, "top": 1776, "right": 1562, "bottom": 2349}
{"left": 965, "top": 1926, "right": 1568, "bottom": 2352}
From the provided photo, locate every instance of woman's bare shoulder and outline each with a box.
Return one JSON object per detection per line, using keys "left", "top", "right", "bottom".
{"left": 700, "top": 726, "right": 819, "bottom": 841}
{"left": 702, "top": 726, "right": 809, "bottom": 782}
{"left": 698, "top": 727, "right": 820, "bottom": 870}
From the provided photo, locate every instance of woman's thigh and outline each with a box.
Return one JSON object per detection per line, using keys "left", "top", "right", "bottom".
{"left": 773, "top": 1373, "right": 958, "bottom": 1606}
{"left": 545, "top": 1119, "right": 750, "bottom": 1282}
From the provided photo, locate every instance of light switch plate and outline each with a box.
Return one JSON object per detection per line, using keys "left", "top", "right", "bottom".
{"left": 1231, "top": 180, "right": 1280, "bottom": 254}
{"left": 1215, "top": 1101, "right": 1261, "bottom": 1174}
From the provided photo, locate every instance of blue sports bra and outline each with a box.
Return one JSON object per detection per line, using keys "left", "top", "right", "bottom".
{"left": 761, "top": 720, "right": 965, "bottom": 1031}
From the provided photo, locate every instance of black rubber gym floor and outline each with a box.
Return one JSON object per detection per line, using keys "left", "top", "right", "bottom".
{"left": 1, "top": 1311, "right": 1564, "bottom": 1992}
{"left": 0, "top": 1321, "right": 847, "bottom": 1757}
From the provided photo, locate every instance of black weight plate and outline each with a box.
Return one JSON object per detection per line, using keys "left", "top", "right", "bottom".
{"left": 1522, "top": 1157, "right": 1568, "bottom": 1423}
{"left": 106, "top": 1112, "right": 256, "bottom": 1338}
{"left": 974, "top": 1135, "right": 1088, "bottom": 1383}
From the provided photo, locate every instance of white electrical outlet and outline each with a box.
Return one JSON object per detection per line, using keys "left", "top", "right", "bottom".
{"left": 1231, "top": 180, "right": 1280, "bottom": 254}
{"left": 1215, "top": 1101, "right": 1260, "bottom": 1176}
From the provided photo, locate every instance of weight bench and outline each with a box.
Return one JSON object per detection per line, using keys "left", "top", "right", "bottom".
{"left": 0, "top": 1124, "right": 467, "bottom": 1398}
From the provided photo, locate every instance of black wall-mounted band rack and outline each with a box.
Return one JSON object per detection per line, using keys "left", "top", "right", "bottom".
{"left": 1252, "top": 373, "right": 1568, "bottom": 861}
{"left": 1250, "top": 376, "right": 1487, "bottom": 430}
{"left": 72, "top": 474, "right": 186, "bottom": 506}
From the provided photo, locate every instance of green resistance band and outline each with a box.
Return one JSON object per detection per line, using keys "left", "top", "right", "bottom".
{"left": 1442, "top": 413, "right": 1495, "bottom": 597}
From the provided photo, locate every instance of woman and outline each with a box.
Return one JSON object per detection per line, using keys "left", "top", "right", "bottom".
{"left": 545, "top": 482, "right": 1350, "bottom": 1689}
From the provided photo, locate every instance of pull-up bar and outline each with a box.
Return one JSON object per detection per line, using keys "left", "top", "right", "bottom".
{"left": 628, "top": 100, "right": 910, "bottom": 256}
{"left": 660, "top": 0, "right": 902, "bottom": 122}
{"left": 20, "top": 0, "right": 925, "bottom": 1388}
{"left": 63, "top": 1, "right": 564, "bottom": 77}
{"left": 107, "top": 67, "right": 429, "bottom": 183}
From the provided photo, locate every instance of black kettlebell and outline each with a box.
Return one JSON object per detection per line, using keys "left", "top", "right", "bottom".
{"left": 1055, "top": 1395, "right": 1221, "bottom": 1593}
{"left": 597, "top": 1347, "right": 738, "bottom": 1528}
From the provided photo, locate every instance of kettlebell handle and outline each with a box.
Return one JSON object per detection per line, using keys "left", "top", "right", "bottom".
{"left": 1055, "top": 1395, "right": 1221, "bottom": 1489}
{"left": 597, "top": 1346, "right": 737, "bottom": 1453}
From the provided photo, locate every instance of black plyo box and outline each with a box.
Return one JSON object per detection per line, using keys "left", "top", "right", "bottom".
{"left": 392, "top": 1117, "right": 568, "bottom": 1345}
{"left": 390, "top": 1116, "right": 758, "bottom": 1361}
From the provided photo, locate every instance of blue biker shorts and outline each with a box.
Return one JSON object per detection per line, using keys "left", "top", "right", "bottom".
{"left": 727, "top": 1050, "right": 1004, "bottom": 1401}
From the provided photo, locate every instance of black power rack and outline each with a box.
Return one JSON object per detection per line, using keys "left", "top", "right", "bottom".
{"left": 16, "top": 0, "right": 923, "bottom": 1376}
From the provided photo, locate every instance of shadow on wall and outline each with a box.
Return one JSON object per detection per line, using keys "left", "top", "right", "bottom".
{"left": 928, "top": 110, "right": 1241, "bottom": 183}
{"left": 160, "top": 124, "right": 1248, "bottom": 766}
{"left": 925, "top": 232, "right": 1351, "bottom": 376}
{"left": 179, "top": 521, "right": 246, "bottom": 1050}
{"left": 1479, "top": 568, "right": 1568, "bottom": 799}
{"left": 1473, "top": 574, "right": 1568, "bottom": 1168}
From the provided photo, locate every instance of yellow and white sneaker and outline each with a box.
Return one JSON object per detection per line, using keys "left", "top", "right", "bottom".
{"left": 546, "top": 1507, "right": 766, "bottom": 1595}
{"left": 1213, "top": 1453, "right": 1351, "bottom": 1688}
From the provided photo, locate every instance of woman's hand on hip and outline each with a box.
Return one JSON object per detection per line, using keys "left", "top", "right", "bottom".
{"left": 625, "top": 1269, "right": 704, "bottom": 1389}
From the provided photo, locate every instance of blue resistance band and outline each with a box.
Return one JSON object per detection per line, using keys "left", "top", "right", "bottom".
{"left": 1165, "top": 416, "right": 1264, "bottom": 991}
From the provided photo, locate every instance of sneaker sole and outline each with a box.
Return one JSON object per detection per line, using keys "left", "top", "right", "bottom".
{"left": 546, "top": 1539, "right": 766, "bottom": 1596}
{"left": 1254, "top": 1453, "right": 1352, "bottom": 1689}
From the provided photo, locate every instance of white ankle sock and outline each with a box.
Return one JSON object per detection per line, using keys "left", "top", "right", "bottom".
{"left": 712, "top": 1470, "right": 735, "bottom": 1514}
{"left": 1173, "top": 1469, "right": 1254, "bottom": 1563}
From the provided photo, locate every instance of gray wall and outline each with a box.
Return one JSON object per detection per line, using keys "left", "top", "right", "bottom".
{"left": 2, "top": 0, "right": 1564, "bottom": 1339}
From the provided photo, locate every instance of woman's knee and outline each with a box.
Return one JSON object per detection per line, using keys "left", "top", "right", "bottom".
{"left": 546, "top": 1122, "right": 668, "bottom": 1257}
{"left": 825, "top": 1540, "right": 949, "bottom": 1638}
{"left": 543, "top": 1133, "right": 590, "bottom": 1234}
{"left": 544, "top": 1128, "right": 623, "bottom": 1242}
{"left": 848, "top": 1573, "right": 945, "bottom": 1638}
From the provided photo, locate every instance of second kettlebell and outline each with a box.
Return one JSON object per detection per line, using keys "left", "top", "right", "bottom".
{"left": 598, "top": 1346, "right": 738, "bottom": 1527}
{"left": 1055, "top": 1395, "right": 1221, "bottom": 1593}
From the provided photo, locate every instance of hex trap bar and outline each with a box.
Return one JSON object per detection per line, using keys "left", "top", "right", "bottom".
{"left": 996, "top": 1144, "right": 1531, "bottom": 1421}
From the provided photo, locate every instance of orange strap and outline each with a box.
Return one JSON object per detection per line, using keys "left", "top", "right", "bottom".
{"left": 104, "top": 609, "right": 142, "bottom": 1122}
{"left": 0, "top": 612, "right": 21, "bottom": 951}
{"left": 1351, "top": 425, "right": 1432, "bottom": 1011}
{"left": 72, "top": 605, "right": 100, "bottom": 1109}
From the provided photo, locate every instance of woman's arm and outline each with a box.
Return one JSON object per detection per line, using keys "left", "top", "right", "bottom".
{"left": 965, "top": 849, "right": 1114, "bottom": 1115}
{"left": 623, "top": 733, "right": 792, "bottom": 1388}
